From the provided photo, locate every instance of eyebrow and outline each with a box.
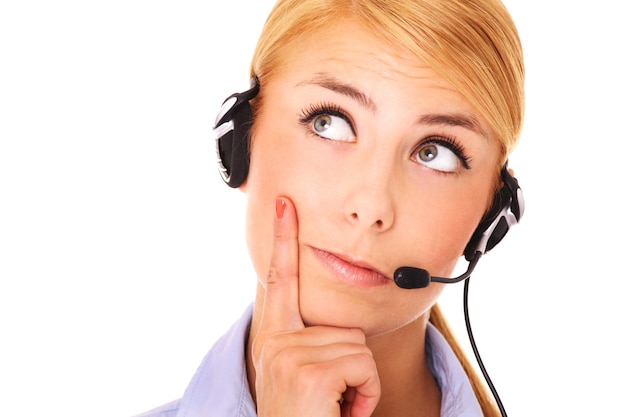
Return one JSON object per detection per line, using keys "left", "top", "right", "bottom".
{"left": 298, "top": 73, "right": 487, "bottom": 138}
{"left": 417, "top": 113, "right": 488, "bottom": 138}
{"left": 296, "top": 73, "right": 377, "bottom": 111}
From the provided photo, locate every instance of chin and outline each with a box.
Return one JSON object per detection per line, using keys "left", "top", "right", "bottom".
{"left": 299, "top": 297, "right": 363, "bottom": 329}
{"left": 294, "top": 253, "right": 444, "bottom": 334}
{"left": 298, "top": 280, "right": 363, "bottom": 323}
{"left": 296, "top": 282, "right": 427, "bottom": 337}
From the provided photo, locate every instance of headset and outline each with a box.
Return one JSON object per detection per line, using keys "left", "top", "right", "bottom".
{"left": 213, "top": 78, "right": 523, "bottom": 416}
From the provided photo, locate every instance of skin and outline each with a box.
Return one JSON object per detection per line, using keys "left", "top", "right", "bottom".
{"left": 241, "top": 20, "right": 501, "bottom": 417}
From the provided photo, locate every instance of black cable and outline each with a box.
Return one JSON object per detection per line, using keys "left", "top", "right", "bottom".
{"left": 463, "top": 277, "right": 507, "bottom": 417}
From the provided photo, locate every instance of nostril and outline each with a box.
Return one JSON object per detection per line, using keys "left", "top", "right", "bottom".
{"left": 347, "top": 209, "right": 391, "bottom": 230}
{"left": 349, "top": 212, "right": 386, "bottom": 228}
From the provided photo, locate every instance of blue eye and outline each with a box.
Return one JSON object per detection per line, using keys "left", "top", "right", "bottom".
{"left": 414, "top": 138, "right": 470, "bottom": 172}
{"left": 299, "top": 103, "right": 356, "bottom": 142}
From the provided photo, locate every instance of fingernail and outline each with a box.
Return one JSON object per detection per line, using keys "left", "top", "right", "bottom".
{"left": 275, "top": 198, "right": 287, "bottom": 219}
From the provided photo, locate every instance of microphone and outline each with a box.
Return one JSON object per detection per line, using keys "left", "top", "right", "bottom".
{"left": 393, "top": 252, "right": 483, "bottom": 289}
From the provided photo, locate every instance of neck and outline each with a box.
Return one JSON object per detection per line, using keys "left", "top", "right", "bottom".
{"left": 367, "top": 317, "right": 441, "bottom": 417}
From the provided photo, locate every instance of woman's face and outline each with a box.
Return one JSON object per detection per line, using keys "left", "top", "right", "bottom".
{"left": 244, "top": 21, "right": 501, "bottom": 337}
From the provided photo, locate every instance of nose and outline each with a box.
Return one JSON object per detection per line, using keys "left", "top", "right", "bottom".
{"left": 343, "top": 161, "right": 395, "bottom": 232}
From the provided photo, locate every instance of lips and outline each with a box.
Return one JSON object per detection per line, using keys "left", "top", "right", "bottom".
{"left": 310, "top": 247, "right": 391, "bottom": 287}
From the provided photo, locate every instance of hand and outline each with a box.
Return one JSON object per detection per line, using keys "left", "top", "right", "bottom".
{"left": 250, "top": 197, "right": 381, "bottom": 417}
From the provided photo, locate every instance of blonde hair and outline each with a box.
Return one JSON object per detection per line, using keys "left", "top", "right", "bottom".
{"left": 250, "top": 0, "right": 524, "bottom": 414}
{"left": 251, "top": 0, "right": 524, "bottom": 166}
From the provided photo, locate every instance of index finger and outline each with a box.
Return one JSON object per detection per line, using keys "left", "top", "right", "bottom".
{"left": 259, "top": 197, "right": 304, "bottom": 333}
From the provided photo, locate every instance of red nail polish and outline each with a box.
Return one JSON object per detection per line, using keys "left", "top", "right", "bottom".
{"left": 275, "top": 199, "right": 287, "bottom": 219}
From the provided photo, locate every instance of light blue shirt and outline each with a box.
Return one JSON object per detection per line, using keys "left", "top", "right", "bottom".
{"left": 135, "top": 304, "right": 483, "bottom": 417}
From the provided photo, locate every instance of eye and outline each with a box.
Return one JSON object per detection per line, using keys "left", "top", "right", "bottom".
{"left": 311, "top": 114, "right": 354, "bottom": 141}
{"left": 413, "top": 137, "right": 470, "bottom": 173}
{"left": 299, "top": 104, "right": 356, "bottom": 142}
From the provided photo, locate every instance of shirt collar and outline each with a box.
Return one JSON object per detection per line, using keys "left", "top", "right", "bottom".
{"left": 177, "top": 304, "right": 482, "bottom": 417}
{"left": 426, "top": 324, "right": 483, "bottom": 416}
{"left": 176, "top": 304, "right": 256, "bottom": 417}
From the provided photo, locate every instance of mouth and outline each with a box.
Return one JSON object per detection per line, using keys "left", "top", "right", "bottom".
{"left": 310, "top": 247, "right": 392, "bottom": 288}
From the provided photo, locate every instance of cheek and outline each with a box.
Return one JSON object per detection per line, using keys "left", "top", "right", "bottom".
{"left": 454, "top": 186, "right": 494, "bottom": 250}
{"left": 243, "top": 142, "right": 282, "bottom": 284}
{"left": 243, "top": 127, "right": 317, "bottom": 284}
{"left": 399, "top": 177, "right": 494, "bottom": 274}
{"left": 244, "top": 190, "right": 271, "bottom": 285}
{"left": 441, "top": 197, "right": 486, "bottom": 249}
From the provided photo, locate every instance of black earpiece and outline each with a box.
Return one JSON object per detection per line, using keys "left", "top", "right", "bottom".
{"left": 463, "top": 163, "right": 524, "bottom": 260}
{"left": 213, "top": 77, "right": 259, "bottom": 188}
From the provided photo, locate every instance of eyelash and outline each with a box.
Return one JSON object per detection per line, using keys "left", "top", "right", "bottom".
{"left": 416, "top": 135, "right": 472, "bottom": 170}
{"left": 298, "top": 102, "right": 356, "bottom": 136}
{"left": 298, "top": 102, "right": 472, "bottom": 170}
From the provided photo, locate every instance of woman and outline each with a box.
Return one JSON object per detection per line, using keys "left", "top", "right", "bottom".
{"left": 138, "top": 0, "right": 524, "bottom": 416}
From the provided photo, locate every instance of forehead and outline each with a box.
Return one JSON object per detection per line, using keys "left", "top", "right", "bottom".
{"left": 280, "top": 20, "right": 438, "bottom": 83}
{"left": 268, "top": 20, "right": 489, "bottom": 132}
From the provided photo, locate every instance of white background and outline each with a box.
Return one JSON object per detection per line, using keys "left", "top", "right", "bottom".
{"left": 1, "top": 1, "right": 624, "bottom": 416}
